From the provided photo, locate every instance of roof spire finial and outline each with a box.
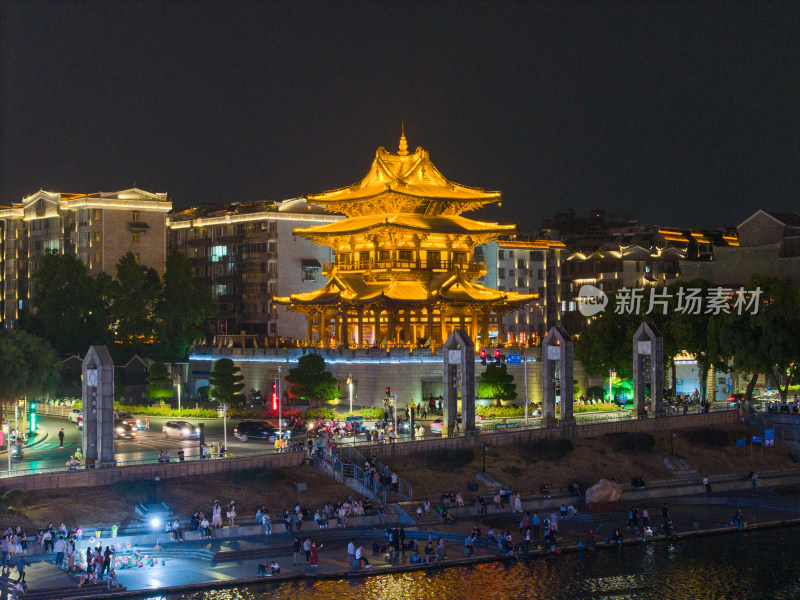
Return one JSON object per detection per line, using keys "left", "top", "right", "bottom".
{"left": 398, "top": 122, "right": 408, "bottom": 156}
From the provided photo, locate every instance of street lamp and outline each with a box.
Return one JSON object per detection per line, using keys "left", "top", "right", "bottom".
{"left": 173, "top": 373, "right": 182, "bottom": 415}
{"left": 609, "top": 370, "right": 617, "bottom": 403}
{"left": 217, "top": 404, "right": 228, "bottom": 452}
{"left": 347, "top": 374, "right": 353, "bottom": 414}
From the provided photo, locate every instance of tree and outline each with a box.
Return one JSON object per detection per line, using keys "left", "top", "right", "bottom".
{"left": 208, "top": 358, "right": 246, "bottom": 407}
{"left": 156, "top": 252, "right": 216, "bottom": 362}
{"left": 668, "top": 280, "right": 726, "bottom": 404}
{"left": 108, "top": 253, "right": 161, "bottom": 355}
{"left": 750, "top": 276, "right": 800, "bottom": 402}
{"left": 477, "top": 363, "right": 517, "bottom": 406}
{"left": 0, "top": 331, "right": 60, "bottom": 425}
{"left": 285, "top": 354, "right": 338, "bottom": 407}
{"left": 574, "top": 300, "right": 640, "bottom": 380}
{"left": 146, "top": 362, "right": 174, "bottom": 403}
{"left": 25, "top": 251, "right": 110, "bottom": 354}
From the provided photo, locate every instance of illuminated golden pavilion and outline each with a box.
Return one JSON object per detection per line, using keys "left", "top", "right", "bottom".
{"left": 275, "top": 132, "right": 537, "bottom": 347}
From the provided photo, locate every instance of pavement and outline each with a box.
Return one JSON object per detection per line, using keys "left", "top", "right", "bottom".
{"left": 5, "top": 472, "right": 800, "bottom": 599}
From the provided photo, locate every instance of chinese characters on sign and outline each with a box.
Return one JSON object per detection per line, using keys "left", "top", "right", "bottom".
{"left": 613, "top": 287, "right": 762, "bottom": 316}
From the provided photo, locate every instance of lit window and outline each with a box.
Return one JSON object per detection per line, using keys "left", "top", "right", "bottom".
{"left": 92, "top": 209, "right": 102, "bottom": 221}
{"left": 133, "top": 253, "right": 140, "bottom": 264}
{"left": 92, "top": 231, "right": 101, "bottom": 243}
{"left": 132, "top": 211, "right": 140, "bottom": 222}
{"left": 92, "top": 251, "right": 101, "bottom": 265}
{"left": 132, "top": 232, "right": 140, "bottom": 244}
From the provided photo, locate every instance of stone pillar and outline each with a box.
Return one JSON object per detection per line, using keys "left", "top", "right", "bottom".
{"left": 443, "top": 330, "right": 476, "bottom": 435}
{"left": 632, "top": 322, "right": 664, "bottom": 417}
{"left": 82, "top": 346, "right": 115, "bottom": 466}
{"left": 542, "top": 327, "right": 574, "bottom": 424}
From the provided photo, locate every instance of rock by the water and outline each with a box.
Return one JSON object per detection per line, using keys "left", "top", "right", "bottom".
{"left": 585, "top": 478, "right": 622, "bottom": 503}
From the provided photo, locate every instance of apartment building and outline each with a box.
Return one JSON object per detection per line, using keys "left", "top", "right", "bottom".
{"left": 476, "top": 239, "right": 565, "bottom": 345}
{"left": 0, "top": 188, "right": 170, "bottom": 326}
{"left": 167, "top": 198, "right": 343, "bottom": 341}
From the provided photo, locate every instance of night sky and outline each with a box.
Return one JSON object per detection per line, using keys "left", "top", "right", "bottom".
{"left": 2, "top": 2, "right": 798, "bottom": 231}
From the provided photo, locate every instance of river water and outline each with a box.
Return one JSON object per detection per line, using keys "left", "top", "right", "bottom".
{"left": 147, "top": 527, "right": 800, "bottom": 600}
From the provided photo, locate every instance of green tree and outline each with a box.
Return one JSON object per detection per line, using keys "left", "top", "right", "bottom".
{"left": 156, "top": 252, "right": 216, "bottom": 362}
{"left": 750, "top": 276, "right": 800, "bottom": 402}
{"left": 477, "top": 363, "right": 517, "bottom": 406}
{"left": 108, "top": 253, "right": 162, "bottom": 355}
{"left": 146, "top": 362, "right": 174, "bottom": 403}
{"left": 574, "top": 301, "right": 639, "bottom": 380}
{"left": 285, "top": 354, "right": 338, "bottom": 407}
{"left": 25, "top": 251, "right": 110, "bottom": 354}
{"left": 208, "top": 358, "right": 246, "bottom": 407}
{"left": 0, "top": 331, "right": 60, "bottom": 425}
{"left": 668, "top": 280, "right": 726, "bottom": 404}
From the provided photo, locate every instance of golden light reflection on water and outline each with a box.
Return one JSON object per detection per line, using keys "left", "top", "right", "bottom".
{"left": 145, "top": 528, "right": 800, "bottom": 600}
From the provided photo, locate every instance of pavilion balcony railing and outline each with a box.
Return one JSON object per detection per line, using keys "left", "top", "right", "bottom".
{"left": 323, "top": 259, "right": 485, "bottom": 273}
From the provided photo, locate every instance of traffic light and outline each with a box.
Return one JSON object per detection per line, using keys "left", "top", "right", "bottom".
{"left": 385, "top": 386, "right": 391, "bottom": 396}
{"left": 29, "top": 402, "right": 37, "bottom": 433}
{"left": 479, "top": 349, "right": 487, "bottom": 366}
{"left": 494, "top": 349, "right": 502, "bottom": 367}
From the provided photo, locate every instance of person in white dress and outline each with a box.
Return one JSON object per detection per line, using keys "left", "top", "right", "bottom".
{"left": 212, "top": 501, "right": 223, "bottom": 529}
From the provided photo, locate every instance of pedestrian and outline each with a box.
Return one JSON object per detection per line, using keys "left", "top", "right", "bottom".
{"left": 303, "top": 538, "right": 312, "bottom": 564}
{"left": 212, "top": 501, "right": 223, "bottom": 529}
{"left": 703, "top": 475, "right": 712, "bottom": 493}
{"left": 58, "top": 428, "right": 65, "bottom": 448}
{"left": 642, "top": 507, "right": 650, "bottom": 528}
{"left": 292, "top": 538, "right": 300, "bottom": 566}
{"left": 347, "top": 539, "right": 355, "bottom": 566}
{"left": 54, "top": 536, "right": 65, "bottom": 569}
{"left": 531, "top": 513, "right": 540, "bottom": 539}
{"left": 751, "top": 471, "right": 758, "bottom": 489}
{"left": 227, "top": 501, "right": 237, "bottom": 528}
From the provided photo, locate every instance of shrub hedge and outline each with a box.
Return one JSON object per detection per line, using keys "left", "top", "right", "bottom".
{"left": 606, "top": 432, "right": 655, "bottom": 454}
{"left": 524, "top": 438, "right": 574, "bottom": 461}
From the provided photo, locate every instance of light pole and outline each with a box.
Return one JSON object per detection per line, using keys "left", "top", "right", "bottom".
{"left": 173, "top": 373, "right": 182, "bottom": 415}
{"left": 609, "top": 370, "right": 617, "bottom": 403}
{"left": 524, "top": 352, "right": 529, "bottom": 425}
{"left": 347, "top": 374, "right": 353, "bottom": 414}
{"left": 217, "top": 404, "right": 228, "bottom": 452}
{"left": 277, "top": 365, "right": 282, "bottom": 440}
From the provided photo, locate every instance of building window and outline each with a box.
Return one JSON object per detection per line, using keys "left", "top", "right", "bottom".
{"left": 530, "top": 251, "right": 544, "bottom": 261}
{"left": 398, "top": 249, "right": 413, "bottom": 262}
{"left": 132, "top": 232, "right": 140, "bottom": 244}
{"left": 92, "top": 209, "right": 102, "bottom": 221}
{"left": 517, "top": 258, "right": 526, "bottom": 269}
{"left": 498, "top": 250, "right": 505, "bottom": 260}
{"left": 92, "top": 231, "right": 101, "bottom": 243}
{"left": 92, "top": 251, "right": 101, "bottom": 265}
{"left": 498, "top": 268, "right": 506, "bottom": 279}
{"left": 132, "top": 211, "right": 140, "bottom": 222}
{"left": 133, "top": 253, "right": 140, "bottom": 264}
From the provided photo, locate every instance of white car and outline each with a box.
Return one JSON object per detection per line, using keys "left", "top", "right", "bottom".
{"left": 69, "top": 408, "right": 83, "bottom": 429}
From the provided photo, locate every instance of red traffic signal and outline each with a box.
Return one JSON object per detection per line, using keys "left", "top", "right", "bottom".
{"left": 494, "top": 348, "right": 502, "bottom": 366}
{"left": 385, "top": 386, "right": 391, "bottom": 395}
{"left": 479, "top": 349, "right": 487, "bottom": 366}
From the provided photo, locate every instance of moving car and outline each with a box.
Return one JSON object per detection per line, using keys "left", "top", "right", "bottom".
{"left": 233, "top": 420, "right": 277, "bottom": 443}
{"left": 114, "top": 420, "right": 137, "bottom": 439}
{"left": 428, "top": 413, "right": 483, "bottom": 434}
{"left": 115, "top": 411, "right": 144, "bottom": 430}
{"left": 69, "top": 408, "right": 83, "bottom": 429}
{"left": 162, "top": 421, "right": 201, "bottom": 439}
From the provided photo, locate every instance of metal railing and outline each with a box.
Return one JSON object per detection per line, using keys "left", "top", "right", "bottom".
{"left": 323, "top": 259, "right": 485, "bottom": 273}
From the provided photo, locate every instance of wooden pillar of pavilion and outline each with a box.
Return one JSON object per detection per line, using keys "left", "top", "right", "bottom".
{"left": 497, "top": 310, "right": 505, "bottom": 345}
{"left": 339, "top": 307, "right": 348, "bottom": 347}
{"left": 481, "top": 312, "right": 489, "bottom": 347}
{"left": 357, "top": 308, "right": 364, "bottom": 347}
{"left": 439, "top": 310, "right": 448, "bottom": 345}
{"left": 403, "top": 311, "right": 411, "bottom": 344}
{"left": 427, "top": 310, "right": 434, "bottom": 342}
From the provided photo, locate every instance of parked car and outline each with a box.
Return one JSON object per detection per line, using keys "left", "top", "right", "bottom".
{"left": 234, "top": 420, "right": 277, "bottom": 443}
{"left": 115, "top": 411, "right": 144, "bottom": 430}
{"left": 162, "top": 421, "right": 200, "bottom": 439}
{"left": 69, "top": 408, "right": 83, "bottom": 429}
{"left": 727, "top": 393, "right": 746, "bottom": 404}
{"left": 114, "top": 420, "right": 137, "bottom": 439}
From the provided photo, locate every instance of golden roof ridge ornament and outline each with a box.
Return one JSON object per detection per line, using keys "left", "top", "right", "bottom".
{"left": 398, "top": 122, "right": 408, "bottom": 156}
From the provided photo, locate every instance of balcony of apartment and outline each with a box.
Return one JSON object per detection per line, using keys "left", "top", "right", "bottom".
{"left": 322, "top": 258, "right": 486, "bottom": 276}
{"left": 187, "top": 237, "right": 212, "bottom": 247}
{"left": 216, "top": 235, "right": 242, "bottom": 245}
